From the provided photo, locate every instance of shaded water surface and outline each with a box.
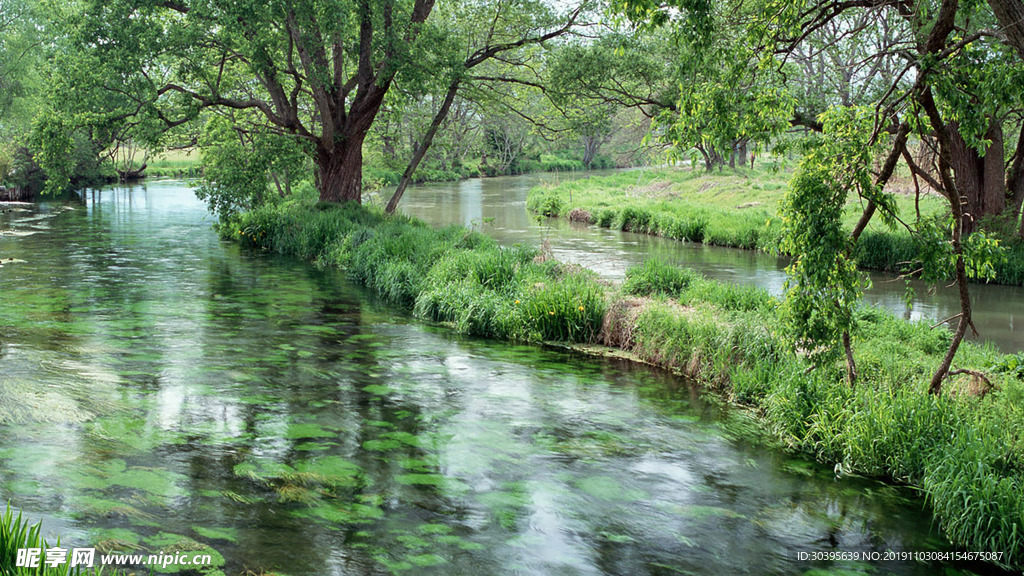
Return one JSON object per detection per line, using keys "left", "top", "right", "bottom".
{"left": 397, "top": 172, "right": 1024, "bottom": 353}
{"left": 0, "top": 182, "right": 1006, "bottom": 575}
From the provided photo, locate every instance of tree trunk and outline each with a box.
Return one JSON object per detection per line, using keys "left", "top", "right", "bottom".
{"left": 920, "top": 89, "right": 974, "bottom": 395}
{"left": 1005, "top": 128, "right": 1024, "bottom": 236}
{"left": 948, "top": 119, "right": 1006, "bottom": 233}
{"left": 701, "top": 148, "right": 712, "bottom": 172}
{"left": 316, "top": 136, "right": 365, "bottom": 203}
{"left": 842, "top": 330, "right": 857, "bottom": 386}
{"left": 988, "top": 0, "right": 1024, "bottom": 58}
{"left": 386, "top": 80, "right": 460, "bottom": 214}
{"left": 582, "top": 134, "right": 601, "bottom": 168}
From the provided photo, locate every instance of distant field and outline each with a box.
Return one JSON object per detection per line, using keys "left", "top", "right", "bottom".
{"left": 146, "top": 148, "right": 200, "bottom": 178}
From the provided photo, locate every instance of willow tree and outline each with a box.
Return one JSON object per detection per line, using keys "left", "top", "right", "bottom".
{"left": 757, "top": 0, "right": 1021, "bottom": 392}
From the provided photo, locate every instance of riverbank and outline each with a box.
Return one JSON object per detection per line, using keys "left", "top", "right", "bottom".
{"left": 526, "top": 167, "right": 1024, "bottom": 286}
{"left": 235, "top": 198, "right": 1024, "bottom": 570}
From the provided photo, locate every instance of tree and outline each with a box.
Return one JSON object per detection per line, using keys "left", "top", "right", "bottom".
{"left": 47, "top": 0, "right": 443, "bottom": 203}
{"left": 615, "top": 0, "right": 1019, "bottom": 391}
{"left": 0, "top": 0, "right": 43, "bottom": 186}
{"left": 382, "top": 0, "right": 589, "bottom": 213}
{"left": 757, "top": 0, "right": 1020, "bottom": 392}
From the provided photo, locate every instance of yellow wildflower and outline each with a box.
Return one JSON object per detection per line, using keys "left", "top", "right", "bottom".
{"left": 549, "top": 311, "right": 555, "bottom": 315}
{"left": 578, "top": 306, "right": 585, "bottom": 311}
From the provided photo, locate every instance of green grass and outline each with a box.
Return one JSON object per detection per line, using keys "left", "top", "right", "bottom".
{"left": 235, "top": 200, "right": 1024, "bottom": 570}
{"left": 145, "top": 150, "right": 200, "bottom": 179}
{"left": 236, "top": 200, "right": 607, "bottom": 344}
{"left": 527, "top": 166, "right": 1024, "bottom": 285}
{"left": 1, "top": 504, "right": 106, "bottom": 575}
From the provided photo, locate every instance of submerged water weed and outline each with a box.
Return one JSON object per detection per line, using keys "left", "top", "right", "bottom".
{"left": 238, "top": 199, "right": 1024, "bottom": 569}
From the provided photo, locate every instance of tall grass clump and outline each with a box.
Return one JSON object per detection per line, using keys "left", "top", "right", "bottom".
{"left": 520, "top": 268, "right": 607, "bottom": 342}
{"left": 623, "top": 259, "right": 698, "bottom": 297}
{"left": 1, "top": 504, "right": 104, "bottom": 575}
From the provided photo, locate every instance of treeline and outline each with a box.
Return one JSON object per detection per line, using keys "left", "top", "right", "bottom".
{"left": 0, "top": 0, "right": 660, "bottom": 202}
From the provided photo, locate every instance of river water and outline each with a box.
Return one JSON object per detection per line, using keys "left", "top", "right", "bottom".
{"left": 0, "top": 180, "right": 1010, "bottom": 575}
{"left": 397, "top": 171, "right": 1024, "bottom": 354}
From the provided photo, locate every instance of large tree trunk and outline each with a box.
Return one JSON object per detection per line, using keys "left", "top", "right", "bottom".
{"left": 316, "top": 135, "right": 366, "bottom": 203}
{"left": 948, "top": 119, "right": 1006, "bottom": 233}
{"left": 582, "top": 134, "right": 601, "bottom": 168}
{"left": 989, "top": 0, "right": 1024, "bottom": 58}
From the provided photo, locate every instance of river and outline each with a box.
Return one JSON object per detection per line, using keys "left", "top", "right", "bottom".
{"left": 0, "top": 179, "right": 1010, "bottom": 575}
{"left": 397, "top": 170, "right": 1024, "bottom": 353}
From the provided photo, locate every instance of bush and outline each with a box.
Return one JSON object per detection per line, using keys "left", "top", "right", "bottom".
{"left": 539, "top": 154, "right": 584, "bottom": 172}
{"left": 526, "top": 188, "right": 564, "bottom": 217}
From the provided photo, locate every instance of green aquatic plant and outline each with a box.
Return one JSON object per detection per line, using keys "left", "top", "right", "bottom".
{"left": 236, "top": 198, "right": 1024, "bottom": 569}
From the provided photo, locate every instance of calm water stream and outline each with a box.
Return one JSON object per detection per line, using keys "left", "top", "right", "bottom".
{"left": 0, "top": 180, "right": 1010, "bottom": 575}
{"left": 396, "top": 171, "right": 1024, "bottom": 353}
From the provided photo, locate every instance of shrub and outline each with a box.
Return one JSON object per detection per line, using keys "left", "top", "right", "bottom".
{"left": 526, "top": 189, "right": 564, "bottom": 217}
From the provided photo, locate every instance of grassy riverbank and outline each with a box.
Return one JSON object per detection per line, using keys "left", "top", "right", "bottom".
{"left": 527, "top": 167, "right": 1024, "bottom": 285}
{"left": 233, "top": 199, "right": 1024, "bottom": 570}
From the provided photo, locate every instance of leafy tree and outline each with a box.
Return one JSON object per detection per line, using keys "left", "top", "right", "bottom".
{"left": 0, "top": 0, "right": 40, "bottom": 136}
{"left": 44, "top": 0, "right": 443, "bottom": 203}
{"left": 779, "top": 107, "right": 887, "bottom": 384}
{"left": 756, "top": 0, "right": 1022, "bottom": 392}
{"left": 382, "top": 0, "right": 590, "bottom": 213}
{"left": 195, "top": 114, "right": 310, "bottom": 224}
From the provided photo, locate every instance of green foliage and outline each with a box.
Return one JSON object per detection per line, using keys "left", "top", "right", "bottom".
{"left": 991, "top": 352, "right": 1024, "bottom": 380}
{"left": 0, "top": 0, "right": 43, "bottom": 139}
{"left": 910, "top": 215, "right": 1007, "bottom": 284}
{"left": 238, "top": 201, "right": 605, "bottom": 344}
{"left": 195, "top": 116, "right": 310, "bottom": 224}
{"left": 623, "top": 259, "right": 698, "bottom": 297}
{"left": 526, "top": 188, "right": 565, "bottom": 217}
{"left": 238, "top": 195, "right": 1024, "bottom": 567}
{"left": 1, "top": 504, "right": 105, "bottom": 575}
{"left": 611, "top": 269, "right": 1024, "bottom": 566}
{"left": 779, "top": 107, "right": 878, "bottom": 363}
